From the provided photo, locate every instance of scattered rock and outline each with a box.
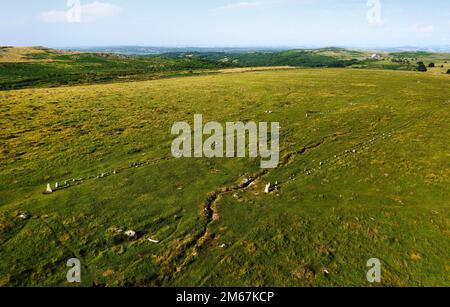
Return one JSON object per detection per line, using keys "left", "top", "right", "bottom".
{"left": 111, "top": 227, "right": 124, "bottom": 234}
{"left": 240, "top": 177, "right": 255, "bottom": 188}
{"left": 264, "top": 182, "right": 279, "bottom": 194}
{"left": 148, "top": 238, "right": 159, "bottom": 244}
{"left": 219, "top": 243, "right": 228, "bottom": 249}
{"left": 242, "top": 178, "right": 251, "bottom": 185}
{"left": 17, "top": 212, "right": 31, "bottom": 220}
{"left": 124, "top": 230, "right": 137, "bottom": 238}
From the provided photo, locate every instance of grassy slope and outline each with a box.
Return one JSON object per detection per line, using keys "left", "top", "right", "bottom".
{"left": 360, "top": 51, "right": 450, "bottom": 73}
{"left": 0, "top": 46, "right": 59, "bottom": 63}
{"left": 0, "top": 69, "right": 449, "bottom": 286}
{"left": 2, "top": 47, "right": 449, "bottom": 91}
{"left": 171, "top": 48, "right": 365, "bottom": 68}
{"left": 0, "top": 47, "right": 229, "bottom": 90}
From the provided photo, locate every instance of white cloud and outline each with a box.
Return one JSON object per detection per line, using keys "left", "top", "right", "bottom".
{"left": 40, "top": 1, "right": 121, "bottom": 23}
{"left": 410, "top": 24, "right": 435, "bottom": 33}
{"left": 212, "top": 1, "right": 265, "bottom": 12}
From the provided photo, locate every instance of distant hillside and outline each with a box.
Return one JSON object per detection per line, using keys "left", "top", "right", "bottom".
{"left": 65, "top": 46, "right": 288, "bottom": 56}
{"left": 162, "top": 48, "right": 368, "bottom": 68}
{"left": 0, "top": 46, "right": 64, "bottom": 63}
{"left": 167, "top": 47, "right": 450, "bottom": 73}
{"left": 1, "top": 46, "right": 449, "bottom": 90}
{"left": 0, "top": 47, "right": 230, "bottom": 90}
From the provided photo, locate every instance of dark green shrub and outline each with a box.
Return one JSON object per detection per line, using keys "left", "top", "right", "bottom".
{"left": 418, "top": 63, "right": 427, "bottom": 72}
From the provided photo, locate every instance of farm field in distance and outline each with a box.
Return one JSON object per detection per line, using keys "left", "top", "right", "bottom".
{"left": 1, "top": 46, "right": 449, "bottom": 286}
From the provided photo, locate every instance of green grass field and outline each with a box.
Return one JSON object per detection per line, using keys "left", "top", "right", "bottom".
{"left": 1, "top": 66, "right": 449, "bottom": 286}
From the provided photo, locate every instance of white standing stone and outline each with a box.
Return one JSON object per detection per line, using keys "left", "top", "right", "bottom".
{"left": 46, "top": 184, "right": 53, "bottom": 194}
{"left": 264, "top": 183, "right": 271, "bottom": 194}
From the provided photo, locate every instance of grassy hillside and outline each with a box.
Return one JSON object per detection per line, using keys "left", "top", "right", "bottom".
{"left": 390, "top": 51, "right": 450, "bottom": 75}
{"left": 165, "top": 48, "right": 365, "bottom": 68}
{"left": 161, "top": 47, "right": 450, "bottom": 74}
{"left": 0, "top": 47, "right": 230, "bottom": 90}
{"left": 1, "top": 47, "right": 449, "bottom": 90}
{"left": 0, "top": 68, "right": 449, "bottom": 286}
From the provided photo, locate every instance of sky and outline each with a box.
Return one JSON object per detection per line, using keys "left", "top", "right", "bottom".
{"left": 0, "top": 0, "right": 449, "bottom": 48}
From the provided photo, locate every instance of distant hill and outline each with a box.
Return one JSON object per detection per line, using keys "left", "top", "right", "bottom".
{"left": 63, "top": 46, "right": 289, "bottom": 56}
{"left": 0, "top": 46, "right": 65, "bottom": 63}
{"left": 0, "top": 47, "right": 230, "bottom": 90}
{"left": 1, "top": 46, "right": 449, "bottom": 90}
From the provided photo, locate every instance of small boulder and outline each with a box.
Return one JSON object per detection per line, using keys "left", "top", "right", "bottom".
{"left": 17, "top": 212, "right": 31, "bottom": 220}
{"left": 111, "top": 227, "right": 124, "bottom": 234}
{"left": 124, "top": 230, "right": 137, "bottom": 239}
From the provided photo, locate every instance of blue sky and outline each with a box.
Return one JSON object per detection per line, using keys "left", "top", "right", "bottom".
{"left": 1, "top": 0, "right": 449, "bottom": 47}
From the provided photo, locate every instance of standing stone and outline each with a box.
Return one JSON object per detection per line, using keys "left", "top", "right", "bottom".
{"left": 264, "top": 183, "right": 271, "bottom": 194}
{"left": 46, "top": 184, "right": 53, "bottom": 194}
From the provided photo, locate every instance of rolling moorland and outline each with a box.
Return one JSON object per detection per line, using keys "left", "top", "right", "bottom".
{"left": 0, "top": 47, "right": 449, "bottom": 286}
{"left": 1, "top": 46, "right": 450, "bottom": 90}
